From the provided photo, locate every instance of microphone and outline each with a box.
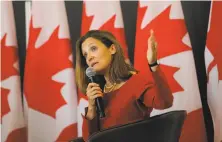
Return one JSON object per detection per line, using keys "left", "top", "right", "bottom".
{"left": 86, "top": 67, "right": 105, "bottom": 118}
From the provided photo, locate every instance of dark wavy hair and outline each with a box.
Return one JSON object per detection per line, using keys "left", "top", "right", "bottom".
{"left": 75, "top": 30, "right": 136, "bottom": 94}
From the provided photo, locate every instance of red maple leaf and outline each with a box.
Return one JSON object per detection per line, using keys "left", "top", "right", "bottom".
{"left": 1, "top": 34, "right": 19, "bottom": 121}
{"left": 24, "top": 19, "right": 73, "bottom": 118}
{"left": 180, "top": 108, "right": 207, "bottom": 142}
{"left": 1, "top": 88, "right": 10, "bottom": 122}
{"left": 206, "top": 1, "right": 222, "bottom": 81}
{"left": 81, "top": 2, "right": 94, "bottom": 36}
{"left": 160, "top": 64, "right": 184, "bottom": 92}
{"left": 77, "top": 89, "right": 88, "bottom": 104}
{"left": 56, "top": 123, "right": 77, "bottom": 141}
{"left": 81, "top": 2, "right": 129, "bottom": 59}
{"left": 5, "top": 127, "right": 27, "bottom": 142}
{"left": 1, "top": 34, "right": 19, "bottom": 80}
{"left": 134, "top": 5, "right": 190, "bottom": 93}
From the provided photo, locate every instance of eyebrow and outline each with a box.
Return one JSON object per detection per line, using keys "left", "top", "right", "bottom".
{"left": 82, "top": 43, "right": 95, "bottom": 55}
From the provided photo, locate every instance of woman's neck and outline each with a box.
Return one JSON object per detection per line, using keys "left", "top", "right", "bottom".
{"left": 104, "top": 71, "right": 112, "bottom": 86}
{"left": 103, "top": 72, "right": 118, "bottom": 93}
{"left": 104, "top": 70, "right": 134, "bottom": 93}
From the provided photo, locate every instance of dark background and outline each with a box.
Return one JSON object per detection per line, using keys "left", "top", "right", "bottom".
{"left": 12, "top": 1, "right": 213, "bottom": 141}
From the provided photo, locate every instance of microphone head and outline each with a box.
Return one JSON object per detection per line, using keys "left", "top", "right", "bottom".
{"left": 86, "top": 67, "right": 96, "bottom": 78}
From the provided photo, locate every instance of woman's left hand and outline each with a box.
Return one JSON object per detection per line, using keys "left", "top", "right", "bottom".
{"left": 147, "top": 29, "right": 158, "bottom": 64}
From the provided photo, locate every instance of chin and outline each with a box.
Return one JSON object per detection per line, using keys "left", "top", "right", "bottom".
{"left": 93, "top": 67, "right": 106, "bottom": 75}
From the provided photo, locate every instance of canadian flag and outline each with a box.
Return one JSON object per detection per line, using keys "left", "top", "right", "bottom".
{"left": 205, "top": 1, "right": 222, "bottom": 142}
{"left": 77, "top": 1, "right": 129, "bottom": 136}
{"left": 134, "top": 1, "right": 207, "bottom": 142}
{"left": 24, "top": 1, "right": 78, "bottom": 141}
{"left": 1, "top": 1, "right": 27, "bottom": 142}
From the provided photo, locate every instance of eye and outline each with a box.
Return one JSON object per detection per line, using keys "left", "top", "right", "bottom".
{"left": 91, "top": 46, "right": 97, "bottom": 52}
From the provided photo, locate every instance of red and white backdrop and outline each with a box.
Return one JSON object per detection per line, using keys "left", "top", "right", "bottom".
{"left": 77, "top": 0, "right": 129, "bottom": 137}
{"left": 134, "top": 1, "right": 207, "bottom": 142}
{"left": 1, "top": 1, "right": 221, "bottom": 142}
{"left": 205, "top": 1, "right": 222, "bottom": 142}
{"left": 1, "top": 1, "right": 27, "bottom": 142}
{"left": 23, "top": 1, "right": 78, "bottom": 141}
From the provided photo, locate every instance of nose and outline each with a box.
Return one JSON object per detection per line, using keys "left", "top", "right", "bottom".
{"left": 87, "top": 53, "right": 94, "bottom": 63}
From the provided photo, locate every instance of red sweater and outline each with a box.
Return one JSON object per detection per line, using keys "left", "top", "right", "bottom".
{"left": 81, "top": 67, "right": 173, "bottom": 141}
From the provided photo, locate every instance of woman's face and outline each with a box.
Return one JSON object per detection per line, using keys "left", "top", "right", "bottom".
{"left": 81, "top": 37, "right": 116, "bottom": 74}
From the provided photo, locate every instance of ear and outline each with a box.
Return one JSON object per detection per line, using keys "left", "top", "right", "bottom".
{"left": 109, "top": 44, "right": 116, "bottom": 55}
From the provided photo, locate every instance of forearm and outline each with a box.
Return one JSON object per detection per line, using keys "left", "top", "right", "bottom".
{"left": 82, "top": 105, "right": 99, "bottom": 141}
{"left": 86, "top": 105, "right": 96, "bottom": 120}
{"left": 152, "top": 67, "right": 173, "bottom": 108}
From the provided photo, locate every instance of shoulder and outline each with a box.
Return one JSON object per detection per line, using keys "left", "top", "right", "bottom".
{"left": 121, "top": 71, "right": 155, "bottom": 97}
{"left": 130, "top": 71, "right": 155, "bottom": 89}
{"left": 127, "top": 71, "right": 152, "bottom": 86}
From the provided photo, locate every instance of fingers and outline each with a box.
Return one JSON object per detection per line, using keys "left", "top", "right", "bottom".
{"left": 87, "top": 83, "right": 99, "bottom": 89}
{"left": 86, "top": 83, "right": 103, "bottom": 101}
{"left": 87, "top": 83, "right": 102, "bottom": 93}
{"left": 87, "top": 91, "right": 103, "bottom": 101}
{"left": 149, "top": 29, "right": 157, "bottom": 49}
{"left": 88, "top": 90, "right": 103, "bottom": 96}
{"left": 90, "top": 93, "right": 103, "bottom": 100}
{"left": 154, "top": 42, "right": 158, "bottom": 50}
{"left": 150, "top": 29, "right": 154, "bottom": 37}
{"left": 89, "top": 86, "right": 102, "bottom": 92}
{"left": 148, "top": 29, "right": 155, "bottom": 44}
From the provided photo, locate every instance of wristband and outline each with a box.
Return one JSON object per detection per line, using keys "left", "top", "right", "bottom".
{"left": 149, "top": 61, "right": 158, "bottom": 67}
{"left": 149, "top": 61, "right": 159, "bottom": 72}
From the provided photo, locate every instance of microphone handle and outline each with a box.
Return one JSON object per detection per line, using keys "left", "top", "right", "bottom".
{"left": 89, "top": 77, "right": 106, "bottom": 118}
{"left": 96, "top": 97, "right": 106, "bottom": 118}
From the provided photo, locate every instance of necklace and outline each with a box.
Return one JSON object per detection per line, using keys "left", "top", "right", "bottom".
{"left": 104, "top": 83, "right": 117, "bottom": 93}
{"left": 104, "top": 83, "right": 116, "bottom": 89}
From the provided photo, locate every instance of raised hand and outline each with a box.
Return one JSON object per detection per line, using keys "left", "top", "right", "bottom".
{"left": 147, "top": 29, "right": 158, "bottom": 64}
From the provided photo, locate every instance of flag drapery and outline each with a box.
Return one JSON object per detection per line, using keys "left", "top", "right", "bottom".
{"left": 134, "top": 1, "right": 207, "bottom": 142}
{"left": 205, "top": 1, "right": 222, "bottom": 141}
{"left": 81, "top": 0, "right": 129, "bottom": 61}
{"left": 2, "top": 1, "right": 218, "bottom": 141}
{"left": 1, "top": 1, "right": 27, "bottom": 142}
{"left": 23, "top": 1, "right": 78, "bottom": 141}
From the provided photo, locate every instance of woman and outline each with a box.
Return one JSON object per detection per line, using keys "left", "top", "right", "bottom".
{"left": 75, "top": 30, "right": 173, "bottom": 141}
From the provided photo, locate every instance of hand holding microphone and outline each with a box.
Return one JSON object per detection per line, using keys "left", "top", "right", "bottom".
{"left": 86, "top": 67, "right": 106, "bottom": 118}
{"left": 86, "top": 83, "right": 103, "bottom": 108}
